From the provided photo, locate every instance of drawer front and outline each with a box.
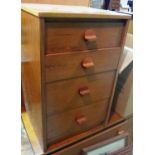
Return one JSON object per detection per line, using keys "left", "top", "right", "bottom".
{"left": 47, "top": 100, "right": 109, "bottom": 145}
{"left": 45, "top": 48, "right": 121, "bottom": 82}
{"left": 51, "top": 121, "right": 129, "bottom": 155}
{"left": 46, "top": 71, "right": 115, "bottom": 115}
{"left": 45, "top": 21, "right": 125, "bottom": 54}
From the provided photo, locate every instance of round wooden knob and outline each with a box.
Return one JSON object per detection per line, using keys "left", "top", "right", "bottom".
{"left": 81, "top": 57, "right": 94, "bottom": 69}
{"left": 76, "top": 115, "right": 87, "bottom": 125}
{"left": 84, "top": 29, "right": 97, "bottom": 42}
{"left": 79, "top": 86, "right": 90, "bottom": 96}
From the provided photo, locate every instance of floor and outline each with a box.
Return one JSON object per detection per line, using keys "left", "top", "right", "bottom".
{"left": 21, "top": 121, "right": 34, "bottom": 155}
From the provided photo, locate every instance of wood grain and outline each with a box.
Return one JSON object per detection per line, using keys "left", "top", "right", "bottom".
{"left": 22, "top": 109, "right": 129, "bottom": 155}
{"left": 21, "top": 7, "right": 131, "bottom": 153}
{"left": 21, "top": 3, "right": 131, "bottom": 19}
{"left": 45, "top": 48, "right": 121, "bottom": 82}
{"left": 21, "top": 11, "right": 46, "bottom": 151}
{"left": 45, "top": 21, "right": 125, "bottom": 54}
{"left": 46, "top": 72, "right": 116, "bottom": 115}
{"left": 51, "top": 120, "right": 129, "bottom": 155}
{"left": 47, "top": 100, "right": 109, "bottom": 145}
{"left": 22, "top": 109, "right": 124, "bottom": 155}
{"left": 105, "top": 20, "right": 130, "bottom": 125}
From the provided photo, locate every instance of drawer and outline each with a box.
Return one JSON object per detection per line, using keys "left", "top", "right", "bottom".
{"left": 46, "top": 71, "right": 115, "bottom": 115}
{"left": 47, "top": 100, "right": 109, "bottom": 145}
{"left": 45, "top": 20, "right": 125, "bottom": 54}
{"left": 51, "top": 120, "right": 130, "bottom": 155}
{"left": 45, "top": 48, "right": 121, "bottom": 82}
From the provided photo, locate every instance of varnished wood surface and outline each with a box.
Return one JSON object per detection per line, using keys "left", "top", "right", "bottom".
{"left": 105, "top": 19, "right": 130, "bottom": 125}
{"left": 22, "top": 104, "right": 127, "bottom": 155}
{"left": 21, "top": 3, "right": 131, "bottom": 19}
{"left": 51, "top": 120, "right": 129, "bottom": 155}
{"left": 45, "top": 21, "right": 125, "bottom": 54}
{"left": 21, "top": 7, "right": 131, "bottom": 153}
{"left": 46, "top": 72, "right": 116, "bottom": 115}
{"left": 45, "top": 48, "right": 121, "bottom": 82}
{"left": 21, "top": 11, "right": 46, "bottom": 151}
{"left": 47, "top": 100, "right": 109, "bottom": 145}
{"left": 47, "top": 113, "right": 125, "bottom": 153}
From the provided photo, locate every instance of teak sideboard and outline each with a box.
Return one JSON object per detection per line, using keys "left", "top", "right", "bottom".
{"left": 21, "top": 3, "right": 131, "bottom": 155}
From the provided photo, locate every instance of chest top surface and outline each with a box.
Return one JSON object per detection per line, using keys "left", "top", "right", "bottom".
{"left": 21, "top": 3, "right": 131, "bottom": 19}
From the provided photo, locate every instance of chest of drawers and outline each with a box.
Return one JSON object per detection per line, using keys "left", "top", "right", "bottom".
{"left": 21, "top": 3, "right": 130, "bottom": 153}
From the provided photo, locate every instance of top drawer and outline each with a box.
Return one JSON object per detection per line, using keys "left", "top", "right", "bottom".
{"left": 45, "top": 20, "right": 125, "bottom": 54}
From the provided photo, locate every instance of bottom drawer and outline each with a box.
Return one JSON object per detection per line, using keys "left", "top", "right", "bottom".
{"left": 52, "top": 120, "right": 131, "bottom": 155}
{"left": 47, "top": 99, "right": 109, "bottom": 145}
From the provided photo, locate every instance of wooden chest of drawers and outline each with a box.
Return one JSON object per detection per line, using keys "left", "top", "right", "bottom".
{"left": 21, "top": 3, "right": 130, "bottom": 153}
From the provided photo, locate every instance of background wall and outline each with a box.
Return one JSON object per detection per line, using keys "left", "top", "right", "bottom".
{"left": 21, "top": 0, "right": 90, "bottom": 6}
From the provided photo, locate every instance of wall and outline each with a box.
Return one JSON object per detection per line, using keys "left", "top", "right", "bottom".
{"left": 21, "top": 0, "right": 90, "bottom": 6}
